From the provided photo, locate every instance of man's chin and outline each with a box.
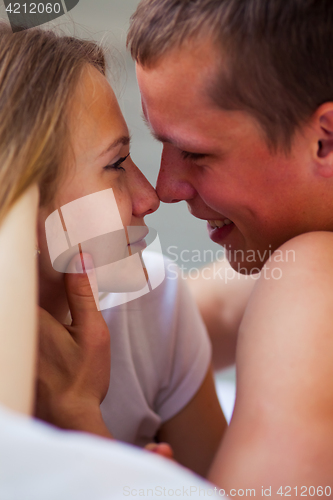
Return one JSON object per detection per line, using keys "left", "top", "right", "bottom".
{"left": 227, "top": 258, "right": 265, "bottom": 275}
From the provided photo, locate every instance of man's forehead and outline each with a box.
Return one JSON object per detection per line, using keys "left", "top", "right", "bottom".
{"left": 136, "top": 41, "right": 220, "bottom": 99}
{"left": 140, "top": 85, "right": 272, "bottom": 163}
{"left": 140, "top": 96, "right": 214, "bottom": 152}
{"left": 140, "top": 79, "right": 246, "bottom": 158}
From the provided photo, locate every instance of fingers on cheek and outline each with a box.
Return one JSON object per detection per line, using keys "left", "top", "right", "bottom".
{"left": 76, "top": 322, "right": 110, "bottom": 352}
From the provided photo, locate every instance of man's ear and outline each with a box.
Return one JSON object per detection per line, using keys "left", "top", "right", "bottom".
{"left": 313, "top": 104, "right": 333, "bottom": 178}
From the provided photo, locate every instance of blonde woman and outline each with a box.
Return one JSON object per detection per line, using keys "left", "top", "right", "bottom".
{"left": 0, "top": 189, "right": 211, "bottom": 496}
{"left": 0, "top": 22, "right": 227, "bottom": 480}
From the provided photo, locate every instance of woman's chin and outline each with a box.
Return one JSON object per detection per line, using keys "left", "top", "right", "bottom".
{"left": 94, "top": 253, "right": 148, "bottom": 293}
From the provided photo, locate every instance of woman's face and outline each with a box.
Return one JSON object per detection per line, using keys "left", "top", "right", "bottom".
{"left": 38, "top": 64, "right": 160, "bottom": 286}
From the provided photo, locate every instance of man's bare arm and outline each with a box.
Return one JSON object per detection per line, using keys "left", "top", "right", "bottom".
{"left": 208, "top": 233, "right": 333, "bottom": 496}
{"left": 157, "top": 366, "right": 227, "bottom": 477}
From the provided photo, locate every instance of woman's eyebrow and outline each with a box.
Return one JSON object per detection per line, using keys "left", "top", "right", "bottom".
{"left": 97, "top": 135, "right": 131, "bottom": 158}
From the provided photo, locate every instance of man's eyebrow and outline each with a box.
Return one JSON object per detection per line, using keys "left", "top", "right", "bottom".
{"left": 97, "top": 135, "right": 131, "bottom": 158}
{"left": 141, "top": 112, "right": 178, "bottom": 144}
{"left": 141, "top": 112, "right": 208, "bottom": 158}
{"left": 141, "top": 112, "right": 207, "bottom": 153}
{"left": 141, "top": 111, "right": 149, "bottom": 128}
{"left": 141, "top": 112, "right": 163, "bottom": 140}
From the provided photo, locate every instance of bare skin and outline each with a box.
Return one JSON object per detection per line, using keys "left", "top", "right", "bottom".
{"left": 36, "top": 256, "right": 113, "bottom": 439}
{"left": 136, "top": 39, "right": 333, "bottom": 494}
{"left": 187, "top": 259, "right": 256, "bottom": 370}
{"left": 157, "top": 364, "right": 226, "bottom": 477}
{"left": 36, "top": 64, "right": 226, "bottom": 477}
{"left": 209, "top": 233, "right": 333, "bottom": 494}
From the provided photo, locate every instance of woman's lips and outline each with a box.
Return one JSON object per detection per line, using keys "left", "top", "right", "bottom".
{"left": 207, "top": 221, "right": 235, "bottom": 244}
{"left": 127, "top": 226, "right": 149, "bottom": 253}
{"left": 128, "top": 239, "right": 147, "bottom": 253}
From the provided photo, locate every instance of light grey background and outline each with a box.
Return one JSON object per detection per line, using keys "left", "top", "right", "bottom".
{"left": 8, "top": 0, "right": 222, "bottom": 271}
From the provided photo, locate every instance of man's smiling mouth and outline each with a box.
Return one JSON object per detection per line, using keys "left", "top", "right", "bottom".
{"left": 208, "top": 219, "right": 233, "bottom": 228}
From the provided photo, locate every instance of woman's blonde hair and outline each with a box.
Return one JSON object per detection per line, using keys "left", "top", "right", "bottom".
{"left": 0, "top": 22, "right": 106, "bottom": 225}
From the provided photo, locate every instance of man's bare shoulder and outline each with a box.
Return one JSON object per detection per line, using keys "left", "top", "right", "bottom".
{"left": 247, "top": 230, "right": 333, "bottom": 303}
{"left": 235, "top": 231, "right": 333, "bottom": 442}
{"left": 239, "top": 230, "right": 333, "bottom": 360}
{"left": 269, "top": 230, "right": 333, "bottom": 273}
{"left": 222, "top": 232, "right": 333, "bottom": 487}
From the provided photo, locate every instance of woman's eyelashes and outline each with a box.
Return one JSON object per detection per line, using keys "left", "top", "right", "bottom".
{"left": 104, "top": 153, "right": 130, "bottom": 171}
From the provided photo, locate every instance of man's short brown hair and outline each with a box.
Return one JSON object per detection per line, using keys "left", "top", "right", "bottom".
{"left": 127, "top": 0, "right": 333, "bottom": 151}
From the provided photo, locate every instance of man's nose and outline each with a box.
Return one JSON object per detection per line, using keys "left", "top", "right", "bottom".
{"left": 130, "top": 161, "right": 160, "bottom": 218}
{"left": 156, "top": 145, "right": 197, "bottom": 203}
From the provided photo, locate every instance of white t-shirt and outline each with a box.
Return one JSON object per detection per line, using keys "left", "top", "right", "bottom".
{"left": 0, "top": 405, "right": 219, "bottom": 500}
{"left": 99, "top": 253, "right": 212, "bottom": 447}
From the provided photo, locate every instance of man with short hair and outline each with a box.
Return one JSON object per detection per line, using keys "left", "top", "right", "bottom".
{"left": 127, "top": 0, "right": 333, "bottom": 494}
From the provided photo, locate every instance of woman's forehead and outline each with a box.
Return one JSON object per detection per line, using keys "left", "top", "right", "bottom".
{"left": 70, "top": 65, "right": 128, "bottom": 160}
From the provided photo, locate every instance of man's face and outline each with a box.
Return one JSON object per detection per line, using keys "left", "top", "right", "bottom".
{"left": 136, "top": 42, "right": 317, "bottom": 273}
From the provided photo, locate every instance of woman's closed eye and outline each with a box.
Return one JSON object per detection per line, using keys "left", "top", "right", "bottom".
{"left": 104, "top": 153, "right": 130, "bottom": 171}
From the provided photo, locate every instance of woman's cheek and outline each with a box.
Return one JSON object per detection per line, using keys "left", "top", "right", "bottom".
{"left": 112, "top": 191, "right": 133, "bottom": 227}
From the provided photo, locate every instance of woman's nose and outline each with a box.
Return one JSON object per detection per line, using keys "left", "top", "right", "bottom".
{"left": 129, "top": 161, "right": 160, "bottom": 218}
